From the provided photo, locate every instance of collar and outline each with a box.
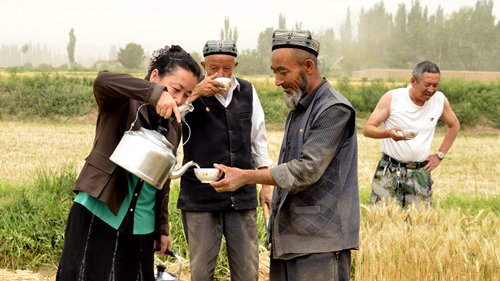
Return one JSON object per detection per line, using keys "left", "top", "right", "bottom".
{"left": 295, "top": 79, "right": 327, "bottom": 111}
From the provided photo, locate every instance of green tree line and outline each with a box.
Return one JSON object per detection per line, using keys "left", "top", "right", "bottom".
{"left": 0, "top": 74, "right": 498, "bottom": 128}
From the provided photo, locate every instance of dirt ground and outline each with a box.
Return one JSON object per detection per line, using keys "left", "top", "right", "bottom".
{"left": 0, "top": 250, "right": 271, "bottom": 281}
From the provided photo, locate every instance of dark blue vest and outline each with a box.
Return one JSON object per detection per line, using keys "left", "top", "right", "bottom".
{"left": 178, "top": 78, "right": 257, "bottom": 211}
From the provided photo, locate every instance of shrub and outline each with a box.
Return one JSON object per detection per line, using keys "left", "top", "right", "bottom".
{"left": 0, "top": 73, "right": 95, "bottom": 118}
{"left": 1, "top": 72, "right": 498, "bottom": 128}
{"left": 0, "top": 167, "right": 76, "bottom": 269}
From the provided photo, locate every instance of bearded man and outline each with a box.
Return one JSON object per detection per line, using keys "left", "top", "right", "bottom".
{"left": 210, "top": 30, "right": 360, "bottom": 281}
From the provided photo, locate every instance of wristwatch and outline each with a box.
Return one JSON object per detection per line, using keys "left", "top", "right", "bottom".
{"left": 436, "top": 151, "right": 445, "bottom": 160}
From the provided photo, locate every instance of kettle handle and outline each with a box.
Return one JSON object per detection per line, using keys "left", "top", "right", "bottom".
{"left": 129, "top": 103, "right": 192, "bottom": 146}
{"left": 128, "top": 103, "right": 148, "bottom": 131}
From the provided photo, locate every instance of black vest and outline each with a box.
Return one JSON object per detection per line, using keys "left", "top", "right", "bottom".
{"left": 178, "top": 78, "right": 257, "bottom": 211}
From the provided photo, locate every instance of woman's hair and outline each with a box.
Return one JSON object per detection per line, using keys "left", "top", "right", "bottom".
{"left": 145, "top": 45, "right": 201, "bottom": 81}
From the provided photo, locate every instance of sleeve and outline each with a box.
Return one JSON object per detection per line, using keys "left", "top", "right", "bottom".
{"left": 93, "top": 71, "right": 165, "bottom": 109}
{"left": 270, "top": 105, "right": 351, "bottom": 194}
{"left": 250, "top": 85, "right": 274, "bottom": 168}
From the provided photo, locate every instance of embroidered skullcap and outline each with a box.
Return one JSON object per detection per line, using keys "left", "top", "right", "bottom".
{"left": 202, "top": 40, "right": 238, "bottom": 57}
{"left": 271, "top": 29, "right": 320, "bottom": 57}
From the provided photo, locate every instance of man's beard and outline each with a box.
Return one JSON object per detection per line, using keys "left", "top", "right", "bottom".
{"left": 283, "top": 73, "right": 309, "bottom": 110}
{"left": 284, "top": 90, "right": 302, "bottom": 110}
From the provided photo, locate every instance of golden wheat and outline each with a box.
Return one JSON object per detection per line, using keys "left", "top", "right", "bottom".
{"left": 355, "top": 200, "right": 499, "bottom": 280}
{"left": 0, "top": 120, "right": 498, "bottom": 280}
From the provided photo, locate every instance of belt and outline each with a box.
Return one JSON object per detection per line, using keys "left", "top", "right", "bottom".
{"left": 382, "top": 153, "right": 428, "bottom": 169}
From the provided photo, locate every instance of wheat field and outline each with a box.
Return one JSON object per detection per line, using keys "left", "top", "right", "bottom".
{"left": 0, "top": 120, "right": 499, "bottom": 280}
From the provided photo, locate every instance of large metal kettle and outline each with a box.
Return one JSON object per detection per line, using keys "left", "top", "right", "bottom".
{"left": 109, "top": 104, "right": 197, "bottom": 189}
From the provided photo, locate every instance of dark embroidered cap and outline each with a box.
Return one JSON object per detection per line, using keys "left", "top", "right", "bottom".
{"left": 271, "top": 29, "right": 320, "bottom": 57}
{"left": 202, "top": 40, "right": 238, "bottom": 57}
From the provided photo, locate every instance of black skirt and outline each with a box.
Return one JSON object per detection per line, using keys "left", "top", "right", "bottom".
{"left": 56, "top": 203, "right": 155, "bottom": 281}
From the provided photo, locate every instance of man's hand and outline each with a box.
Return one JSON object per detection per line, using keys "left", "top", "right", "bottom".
{"left": 209, "top": 163, "right": 248, "bottom": 192}
{"left": 187, "top": 74, "right": 228, "bottom": 103}
{"left": 259, "top": 185, "right": 272, "bottom": 217}
{"left": 157, "top": 90, "right": 181, "bottom": 123}
{"left": 424, "top": 154, "right": 442, "bottom": 173}
{"left": 388, "top": 127, "right": 408, "bottom": 141}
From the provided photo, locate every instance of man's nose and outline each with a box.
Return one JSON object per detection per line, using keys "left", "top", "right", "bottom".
{"left": 274, "top": 77, "right": 283, "bottom": 87}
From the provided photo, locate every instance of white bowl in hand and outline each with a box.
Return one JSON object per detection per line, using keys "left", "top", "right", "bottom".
{"left": 401, "top": 129, "right": 419, "bottom": 139}
{"left": 214, "top": 77, "right": 231, "bottom": 92}
{"left": 194, "top": 168, "right": 222, "bottom": 183}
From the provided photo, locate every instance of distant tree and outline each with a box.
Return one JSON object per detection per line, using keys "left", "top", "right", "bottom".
{"left": 427, "top": 6, "right": 447, "bottom": 67}
{"left": 385, "top": 3, "right": 411, "bottom": 68}
{"left": 257, "top": 27, "right": 274, "bottom": 68}
{"left": 22, "top": 44, "right": 29, "bottom": 54}
{"left": 338, "top": 8, "right": 356, "bottom": 73}
{"left": 357, "top": 2, "right": 393, "bottom": 68}
{"left": 292, "top": 22, "right": 303, "bottom": 30}
{"left": 118, "top": 43, "right": 145, "bottom": 69}
{"left": 220, "top": 17, "right": 238, "bottom": 43}
{"left": 21, "top": 44, "right": 29, "bottom": 65}
{"left": 237, "top": 49, "right": 270, "bottom": 75}
{"left": 67, "top": 28, "right": 76, "bottom": 67}
{"left": 406, "top": 0, "right": 429, "bottom": 63}
{"left": 316, "top": 28, "right": 339, "bottom": 75}
{"left": 278, "top": 14, "right": 286, "bottom": 29}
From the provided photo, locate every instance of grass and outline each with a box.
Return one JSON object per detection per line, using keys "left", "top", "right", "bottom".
{"left": 0, "top": 119, "right": 499, "bottom": 280}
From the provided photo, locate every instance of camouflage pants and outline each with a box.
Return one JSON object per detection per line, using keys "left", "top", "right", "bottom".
{"left": 370, "top": 156, "right": 433, "bottom": 207}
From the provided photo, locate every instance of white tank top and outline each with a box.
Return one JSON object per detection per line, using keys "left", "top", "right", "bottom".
{"left": 381, "top": 87, "right": 444, "bottom": 162}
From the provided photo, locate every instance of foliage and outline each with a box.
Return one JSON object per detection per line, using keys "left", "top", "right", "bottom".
{"left": 1, "top": 168, "right": 498, "bottom": 279}
{"left": 256, "top": 88, "right": 289, "bottom": 126}
{"left": 436, "top": 193, "right": 500, "bottom": 214}
{"left": 118, "top": 43, "right": 145, "bottom": 70}
{"left": 0, "top": 73, "right": 95, "bottom": 118}
{"left": 0, "top": 168, "right": 76, "bottom": 269}
{"left": 439, "top": 78, "right": 500, "bottom": 128}
{"left": 220, "top": 17, "right": 238, "bottom": 42}
{"left": 1, "top": 73, "right": 499, "bottom": 128}
{"left": 1, "top": 119, "right": 498, "bottom": 279}
{"left": 355, "top": 200, "right": 499, "bottom": 280}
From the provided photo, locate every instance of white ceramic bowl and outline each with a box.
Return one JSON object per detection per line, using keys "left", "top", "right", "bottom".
{"left": 402, "top": 129, "right": 419, "bottom": 139}
{"left": 194, "top": 168, "right": 221, "bottom": 183}
{"left": 214, "top": 77, "right": 231, "bottom": 91}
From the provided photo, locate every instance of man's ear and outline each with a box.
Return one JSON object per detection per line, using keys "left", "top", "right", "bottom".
{"left": 410, "top": 76, "right": 417, "bottom": 86}
{"left": 303, "top": 59, "right": 315, "bottom": 74}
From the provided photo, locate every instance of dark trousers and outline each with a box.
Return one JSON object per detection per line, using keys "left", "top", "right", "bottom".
{"left": 269, "top": 250, "right": 352, "bottom": 281}
{"left": 56, "top": 203, "right": 155, "bottom": 281}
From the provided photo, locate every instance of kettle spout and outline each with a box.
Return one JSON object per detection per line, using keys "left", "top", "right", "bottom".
{"left": 170, "top": 160, "right": 198, "bottom": 179}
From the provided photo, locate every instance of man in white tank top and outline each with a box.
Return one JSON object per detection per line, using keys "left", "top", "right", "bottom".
{"left": 363, "top": 61, "right": 460, "bottom": 207}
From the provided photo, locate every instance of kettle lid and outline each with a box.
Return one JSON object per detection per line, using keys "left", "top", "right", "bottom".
{"left": 140, "top": 127, "right": 174, "bottom": 149}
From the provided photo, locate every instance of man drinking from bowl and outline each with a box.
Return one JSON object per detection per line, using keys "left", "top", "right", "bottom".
{"left": 178, "top": 40, "right": 273, "bottom": 281}
{"left": 363, "top": 60, "right": 460, "bottom": 207}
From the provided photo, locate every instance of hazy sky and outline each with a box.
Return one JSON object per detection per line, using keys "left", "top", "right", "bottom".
{"left": 2, "top": 0, "right": 498, "bottom": 63}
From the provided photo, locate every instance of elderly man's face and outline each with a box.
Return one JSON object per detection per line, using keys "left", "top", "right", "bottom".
{"left": 202, "top": 54, "right": 238, "bottom": 79}
{"left": 410, "top": 72, "right": 440, "bottom": 106}
{"left": 271, "top": 48, "right": 310, "bottom": 110}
